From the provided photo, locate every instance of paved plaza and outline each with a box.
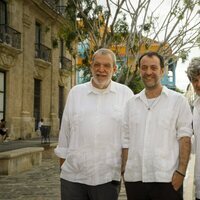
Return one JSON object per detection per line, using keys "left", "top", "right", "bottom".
{"left": 0, "top": 156, "right": 127, "bottom": 200}
{"left": 0, "top": 139, "right": 196, "bottom": 200}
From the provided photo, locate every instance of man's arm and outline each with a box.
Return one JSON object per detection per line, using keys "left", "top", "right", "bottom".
{"left": 178, "top": 136, "right": 191, "bottom": 173}
{"left": 55, "top": 91, "right": 73, "bottom": 168}
{"left": 60, "top": 158, "right": 65, "bottom": 168}
{"left": 172, "top": 136, "right": 191, "bottom": 190}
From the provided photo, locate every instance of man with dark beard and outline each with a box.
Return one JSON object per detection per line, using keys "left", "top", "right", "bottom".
{"left": 122, "top": 52, "right": 193, "bottom": 200}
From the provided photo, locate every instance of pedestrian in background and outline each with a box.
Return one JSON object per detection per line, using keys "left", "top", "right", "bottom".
{"left": 55, "top": 48, "right": 133, "bottom": 200}
{"left": 122, "top": 52, "right": 193, "bottom": 200}
{"left": 186, "top": 57, "right": 200, "bottom": 200}
{"left": 0, "top": 118, "right": 8, "bottom": 142}
{"left": 37, "top": 118, "right": 44, "bottom": 136}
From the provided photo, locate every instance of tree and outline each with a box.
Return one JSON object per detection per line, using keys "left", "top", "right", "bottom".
{"left": 61, "top": 0, "right": 200, "bottom": 91}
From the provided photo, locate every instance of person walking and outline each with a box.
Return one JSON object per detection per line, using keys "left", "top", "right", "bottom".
{"left": 37, "top": 118, "right": 44, "bottom": 136}
{"left": 122, "top": 52, "right": 193, "bottom": 200}
{"left": 186, "top": 57, "right": 200, "bottom": 200}
{"left": 55, "top": 48, "right": 133, "bottom": 200}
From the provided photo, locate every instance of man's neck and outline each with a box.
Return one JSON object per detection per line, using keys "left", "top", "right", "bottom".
{"left": 145, "top": 85, "right": 163, "bottom": 99}
{"left": 91, "top": 79, "right": 111, "bottom": 89}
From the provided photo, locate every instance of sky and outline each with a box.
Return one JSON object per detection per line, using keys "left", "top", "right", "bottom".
{"left": 97, "top": 0, "right": 199, "bottom": 91}
{"left": 176, "top": 47, "right": 200, "bottom": 91}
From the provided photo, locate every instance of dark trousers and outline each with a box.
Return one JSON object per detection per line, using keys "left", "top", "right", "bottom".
{"left": 61, "top": 179, "right": 120, "bottom": 200}
{"left": 125, "top": 181, "right": 183, "bottom": 200}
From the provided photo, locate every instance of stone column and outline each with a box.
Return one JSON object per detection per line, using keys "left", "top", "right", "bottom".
{"left": 20, "top": 10, "right": 35, "bottom": 139}
{"left": 49, "top": 27, "right": 59, "bottom": 137}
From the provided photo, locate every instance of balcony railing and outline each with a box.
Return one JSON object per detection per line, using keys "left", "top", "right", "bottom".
{"left": 0, "top": 24, "right": 21, "bottom": 49}
{"left": 60, "top": 56, "right": 72, "bottom": 71}
{"left": 35, "top": 43, "right": 51, "bottom": 62}
{"left": 43, "top": 0, "right": 67, "bottom": 16}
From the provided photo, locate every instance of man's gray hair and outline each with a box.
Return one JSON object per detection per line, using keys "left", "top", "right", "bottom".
{"left": 186, "top": 57, "right": 200, "bottom": 81}
{"left": 92, "top": 48, "right": 117, "bottom": 66}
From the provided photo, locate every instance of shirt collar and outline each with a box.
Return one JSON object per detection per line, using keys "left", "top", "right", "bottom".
{"left": 137, "top": 86, "right": 169, "bottom": 101}
{"left": 87, "top": 79, "right": 117, "bottom": 95}
{"left": 193, "top": 96, "right": 200, "bottom": 107}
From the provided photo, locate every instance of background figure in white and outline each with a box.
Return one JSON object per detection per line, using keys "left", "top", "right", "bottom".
{"left": 186, "top": 57, "right": 200, "bottom": 200}
{"left": 37, "top": 118, "right": 44, "bottom": 136}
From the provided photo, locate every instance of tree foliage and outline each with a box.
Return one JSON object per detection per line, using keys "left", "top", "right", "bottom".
{"left": 61, "top": 0, "right": 200, "bottom": 89}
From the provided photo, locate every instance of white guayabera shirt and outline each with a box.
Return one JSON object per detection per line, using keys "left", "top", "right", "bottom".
{"left": 193, "top": 97, "right": 200, "bottom": 199}
{"left": 122, "top": 86, "right": 193, "bottom": 183}
{"left": 55, "top": 80, "right": 133, "bottom": 186}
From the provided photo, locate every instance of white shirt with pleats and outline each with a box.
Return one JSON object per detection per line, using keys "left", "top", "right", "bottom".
{"left": 55, "top": 80, "right": 133, "bottom": 186}
{"left": 122, "top": 86, "right": 193, "bottom": 183}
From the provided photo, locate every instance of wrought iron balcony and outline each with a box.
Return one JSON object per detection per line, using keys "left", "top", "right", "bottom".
{"left": 60, "top": 56, "right": 72, "bottom": 71}
{"left": 35, "top": 43, "right": 51, "bottom": 62}
{"left": 43, "top": 0, "right": 67, "bottom": 16}
{"left": 0, "top": 24, "right": 21, "bottom": 49}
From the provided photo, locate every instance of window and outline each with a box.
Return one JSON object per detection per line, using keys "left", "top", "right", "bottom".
{"left": 35, "top": 22, "right": 42, "bottom": 58}
{"left": 58, "top": 86, "right": 64, "bottom": 127}
{"left": 34, "top": 79, "right": 41, "bottom": 131}
{"left": 59, "top": 39, "right": 64, "bottom": 68}
{"left": 0, "top": 71, "right": 6, "bottom": 120}
{"left": 35, "top": 22, "right": 41, "bottom": 44}
{"left": 60, "top": 39, "right": 64, "bottom": 57}
{"left": 0, "top": 0, "right": 7, "bottom": 24}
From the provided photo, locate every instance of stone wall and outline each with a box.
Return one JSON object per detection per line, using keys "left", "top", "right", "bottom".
{"left": 0, "top": 0, "right": 75, "bottom": 139}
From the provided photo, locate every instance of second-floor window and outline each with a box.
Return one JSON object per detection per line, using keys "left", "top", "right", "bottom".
{"left": 35, "top": 21, "right": 51, "bottom": 62}
{"left": 60, "top": 39, "right": 64, "bottom": 57}
{"left": 35, "top": 22, "right": 42, "bottom": 58}
{"left": 35, "top": 22, "right": 41, "bottom": 44}
{"left": 0, "top": 0, "right": 7, "bottom": 24}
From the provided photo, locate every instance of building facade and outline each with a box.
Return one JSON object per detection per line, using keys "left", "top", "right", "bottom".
{"left": 0, "top": 0, "right": 75, "bottom": 139}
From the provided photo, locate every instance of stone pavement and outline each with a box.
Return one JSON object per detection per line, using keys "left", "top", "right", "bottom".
{"left": 0, "top": 138, "right": 196, "bottom": 200}
{"left": 0, "top": 155, "right": 127, "bottom": 200}
{"left": 0, "top": 158, "right": 61, "bottom": 200}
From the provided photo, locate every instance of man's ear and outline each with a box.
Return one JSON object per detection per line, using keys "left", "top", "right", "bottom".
{"left": 161, "top": 67, "right": 165, "bottom": 76}
{"left": 113, "top": 65, "right": 117, "bottom": 73}
{"left": 90, "top": 64, "right": 93, "bottom": 71}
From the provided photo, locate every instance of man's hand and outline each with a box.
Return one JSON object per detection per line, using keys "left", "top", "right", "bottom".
{"left": 171, "top": 170, "right": 184, "bottom": 191}
{"left": 171, "top": 136, "right": 191, "bottom": 190}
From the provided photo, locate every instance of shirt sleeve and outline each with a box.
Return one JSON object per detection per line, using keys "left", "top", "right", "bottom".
{"left": 121, "top": 87, "right": 134, "bottom": 148}
{"left": 176, "top": 96, "right": 193, "bottom": 139}
{"left": 54, "top": 90, "right": 72, "bottom": 159}
{"left": 126, "top": 86, "right": 134, "bottom": 99}
{"left": 121, "top": 100, "right": 130, "bottom": 148}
